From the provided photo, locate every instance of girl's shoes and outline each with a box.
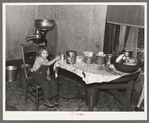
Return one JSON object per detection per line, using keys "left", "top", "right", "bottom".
{"left": 52, "top": 95, "right": 59, "bottom": 106}
{"left": 134, "top": 106, "right": 144, "bottom": 111}
{"left": 134, "top": 107, "right": 141, "bottom": 111}
{"left": 43, "top": 100, "right": 54, "bottom": 108}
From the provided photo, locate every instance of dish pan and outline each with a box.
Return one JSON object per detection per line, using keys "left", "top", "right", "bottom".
{"left": 114, "top": 62, "right": 140, "bottom": 73}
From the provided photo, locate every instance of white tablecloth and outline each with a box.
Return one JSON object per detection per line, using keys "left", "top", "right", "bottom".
{"left": 54, "top": 60, "right": 138, "bottom": 84}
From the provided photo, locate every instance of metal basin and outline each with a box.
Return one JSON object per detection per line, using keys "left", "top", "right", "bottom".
{"left": 114, "top": 62, "right": 140, "bottom": 73}
{"left": 34, "top": 19, "right": 55, "bottom": 31}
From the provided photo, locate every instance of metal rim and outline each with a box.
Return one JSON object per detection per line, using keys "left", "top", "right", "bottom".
{"left": 35, "top": 19, "right": 55, "bottom": 22}
{"left": 6, "top": 66, "right": 18, "bottom": 70}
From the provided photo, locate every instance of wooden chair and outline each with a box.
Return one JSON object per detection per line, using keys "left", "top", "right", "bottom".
{"left": 21, "top": 43, "right": 43, "bottom": 111}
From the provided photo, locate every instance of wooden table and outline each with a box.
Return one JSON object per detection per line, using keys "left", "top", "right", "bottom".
{"left": 54, "top": 60, "right": 140, "bottom": 111}
{"left": 85, "top": 72, "right": 140, "bottom": 111}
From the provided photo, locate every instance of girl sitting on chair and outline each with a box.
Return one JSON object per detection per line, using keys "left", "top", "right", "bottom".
{"left": 31, "top": 45, "right": 60, "bottom": 107}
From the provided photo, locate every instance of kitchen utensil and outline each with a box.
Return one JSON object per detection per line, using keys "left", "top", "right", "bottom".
{"left": 106, "top": 54, "right": 113, "bottom": 65}
{"left": 26, "top": 19, "right": 55, "bottom": 46}
{"left": 84, "top": 56, "right": 93, "bottom": 64}
{"left": 114, "top": 62, "right": 140, "bottom": 73}
{"left": 6, "top": 66, "right": 18, "bottom": 82}
{"left": 66, "top": 50, "right": 77, "bottom": 64}
{"left": 115, "top": 54, "right": 125, "bottom": 63}
{"left": 35, "top": 19, "right": 55, "bottom": 31}
{"left": 124, "top": 50, "right": 133, "bottom": 57}
{"left": 94, "top": 55, "right": 105, "bottom": 65}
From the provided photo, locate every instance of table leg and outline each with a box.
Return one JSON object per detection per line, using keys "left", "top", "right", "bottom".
{"left": 123, "top": 80, "right": 134, "bottom": 111}
{"left": 85, "top": 88, "right": 99, "bottom": 111}
{"left": 89, "top": 94, "right": 94, "bottom": 111}
{"left": 123, "top": 88, "right": 133, "bottom": 110}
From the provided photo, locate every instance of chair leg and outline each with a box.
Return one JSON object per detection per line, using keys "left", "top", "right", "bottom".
{"left": 25, "top": 83, "right": 28, "bottom": 102}
{"left": 36, "top": 88, "right": 39, "bottom": 111}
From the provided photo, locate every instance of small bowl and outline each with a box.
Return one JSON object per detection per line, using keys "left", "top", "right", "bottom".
{"left": 114, "top": 62, "right": 140, "bottom": 73}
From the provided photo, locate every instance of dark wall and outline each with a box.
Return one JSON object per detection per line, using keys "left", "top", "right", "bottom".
{"left": 106, "top": 5, "right": 144, "bottom": 27}
{"left": 6, "top": 5, "right": 36, "bottom": 60}
{"left": 5, "top": 5, "right": 107, "bottom": 61}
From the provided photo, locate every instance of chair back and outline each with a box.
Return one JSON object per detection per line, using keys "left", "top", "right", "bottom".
{"left": 21, "top": 43, "right": 39, "bottom": 83}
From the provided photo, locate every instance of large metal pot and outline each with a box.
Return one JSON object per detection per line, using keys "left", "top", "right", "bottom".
{"left": 34, "top": 19, "right": 55, "bottom": 31}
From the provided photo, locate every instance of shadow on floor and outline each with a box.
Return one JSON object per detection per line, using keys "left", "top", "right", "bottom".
{"left": 6, "top": 74, "right": 140, "bottom": 111}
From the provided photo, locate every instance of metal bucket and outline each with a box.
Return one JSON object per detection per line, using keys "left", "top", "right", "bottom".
{"left": 85, "top": 87, "right": 99, "bottom": 107}
{"left": 6, "top": 66, "right": 18, "bottom": 82}
{"left": 19, "top": 64, "right": 31, "bottom": 89}
{"left": 66, "top": 50, "right": 77, "bottom": 64}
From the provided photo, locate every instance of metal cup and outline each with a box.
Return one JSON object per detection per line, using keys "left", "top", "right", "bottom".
{"left": 66, "top": 50, "right": 77, "bottom": 64}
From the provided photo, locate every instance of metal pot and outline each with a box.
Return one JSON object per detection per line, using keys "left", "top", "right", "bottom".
{"left": 34, "top": 19, "right": 55, "bottom": 31}
{"left": 94, "top": 55, "right": 105, "bottom": 65}
{"left": 66, "top": 50, "right": 77, "bottom": 64}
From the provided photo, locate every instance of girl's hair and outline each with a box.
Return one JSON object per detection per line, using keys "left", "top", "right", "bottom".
{"left": 36, "top": 45, "right": 49, "bottom": 56}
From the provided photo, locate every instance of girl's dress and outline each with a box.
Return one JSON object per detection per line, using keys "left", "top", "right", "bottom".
{"left": 33, "top": 58, "right": 58, "bottom": 101}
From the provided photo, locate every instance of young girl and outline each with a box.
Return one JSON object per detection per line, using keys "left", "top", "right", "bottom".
{"left": 31, "top": 45, "right": 60, "bottom": 107}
